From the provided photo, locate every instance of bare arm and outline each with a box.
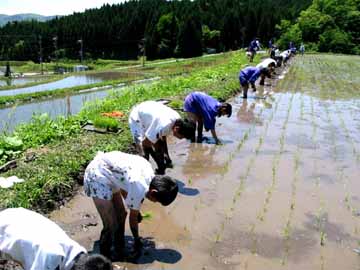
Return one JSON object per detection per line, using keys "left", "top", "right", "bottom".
{"left": 197, "top": 117, "right": 204, "bottom": 142}
{"left": 129, "top": 209, "right": 140, "bottom": 239}
{"left": 210, "top": 129, "right": 221, "bottom": 145}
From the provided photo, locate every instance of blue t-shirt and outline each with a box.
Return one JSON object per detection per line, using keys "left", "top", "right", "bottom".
{"left": 239, "top": 67, "right": 261, "bottom": 84}
{"left": 184, "top": 92, "right": 220, "bottom": 130}
{"left": 249, "top": 40, "right": 258, "bottom": 51}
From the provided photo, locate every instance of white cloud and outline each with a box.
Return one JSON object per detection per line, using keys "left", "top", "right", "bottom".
{"left": 0, "top": 0, "right": 126, "bottom": 16}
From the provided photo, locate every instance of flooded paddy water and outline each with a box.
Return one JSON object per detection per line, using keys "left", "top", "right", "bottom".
{"left": 50, "top": 54, "right": 360, "bottom": 269}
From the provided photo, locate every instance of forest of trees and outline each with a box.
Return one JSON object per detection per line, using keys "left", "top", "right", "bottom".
{"left": 0, "top": 0, "right": 314, "bottom": 61}
{"left": 276, "top": 0, "right": 360, "bottom": 54}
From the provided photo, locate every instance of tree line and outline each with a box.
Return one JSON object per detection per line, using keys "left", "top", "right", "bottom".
{"left": 276, "top": 0, "right": 360, "bottom": 54}
{"left": 0, "top": 0, "right": 312, "bottom": 61}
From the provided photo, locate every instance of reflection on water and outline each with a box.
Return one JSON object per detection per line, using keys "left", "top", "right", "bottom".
{"left": 0, "top": 75, "right": 104, "bottom": 97}
{"left": 0, "top": 89, "right": 111, "bottom": 132}
{"left": 0, "top": 76, "right": 51, "bottom": 87}
{"left": 0, "top": 71, "right": 136, "bottom": 97}
{"left": 237, "top": 99, "right": 264, "bottom": 125}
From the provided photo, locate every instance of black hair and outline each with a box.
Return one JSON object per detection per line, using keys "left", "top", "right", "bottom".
{"left": 221, "top": 102, "right": 232, "bottom": 117}
{"left": 72, "top": 254, "right": 113, "bottom": 270}
{"left": 260, "top": 68, "right": 271, "bottom": 78}
{"left": 174, "top": 118, "right": 196, "bottom": 140}
{"left": 150, "top": 175, "right": 179, "bottom": 206}
{"left": 269, "top": 62, "right": 276, "bottom": 67}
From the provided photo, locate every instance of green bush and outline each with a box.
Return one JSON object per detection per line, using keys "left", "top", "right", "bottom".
{"left": 319, "top": 29, "right": 353, "bottom": 53}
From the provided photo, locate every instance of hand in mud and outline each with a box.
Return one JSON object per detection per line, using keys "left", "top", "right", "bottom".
{"left": 215, "top": 139, "right": 223, "bottom": 145}
{"left": 196, "top": 136, "right": 203, "bottom": 143}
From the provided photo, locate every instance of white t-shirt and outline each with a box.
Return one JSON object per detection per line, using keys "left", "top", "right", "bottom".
{"left": 129, "top": 101, "right": 180, "bottom": 144}
{"left": 280, "top": 50, "right": 290, "bottom": 58}
{"left": 256, "top": 58, "right": 276, "bottom": 69}
{"left": 85, "top": 151, "right": 155, "bottom": 210}
{"left": 0, "top": 208, "right": 86, "bottom": 270}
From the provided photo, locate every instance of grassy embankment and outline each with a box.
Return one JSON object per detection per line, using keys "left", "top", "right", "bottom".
{"left": 0, "top": 51, "right": 260, "bottom": 212}
{"left": 0, "top": 54, "right": 231, "bottom": 107}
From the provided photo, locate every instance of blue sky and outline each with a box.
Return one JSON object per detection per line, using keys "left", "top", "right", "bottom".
{"left": 0, "top": 0, "right": 126, "bottom": 16}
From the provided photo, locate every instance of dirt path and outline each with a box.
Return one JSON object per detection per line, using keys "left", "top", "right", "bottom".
{"left": 50, "top": 55, "right": 360, "bottom": 270}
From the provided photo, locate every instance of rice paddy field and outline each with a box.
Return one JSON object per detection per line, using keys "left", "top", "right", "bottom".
{"left": 2, "top": 53, "right": 360, "bottom": 270}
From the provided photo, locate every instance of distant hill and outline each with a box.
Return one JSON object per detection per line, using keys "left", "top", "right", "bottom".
{"left": 0, "top": 14, "right": 57, "bottom": 26}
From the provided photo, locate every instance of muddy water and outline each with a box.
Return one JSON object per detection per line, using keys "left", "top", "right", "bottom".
{"left": 0, "top": 76, "right": 51, "bottom": 87}
{"left": 51, "top": 55, "right": 360, "bottom": 270}
{"left": 0, "top": 71, "right": 139, "bottom": 97}
{"left": 0, "top": 89, "right": 111, "bottom": 132}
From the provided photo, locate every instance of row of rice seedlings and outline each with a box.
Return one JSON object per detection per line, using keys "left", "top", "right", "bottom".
{"left": 279, "top": 92, "right": 304, "bottom": 265}
{"left": 323, "top": 103, "right": 338, "bottom": 161}
{"left": 243, "top": 93, "right": 296, "bottom": 259}
{"left": 191, "top": 104, "right": 268, "bottom": 225}
{"left": 310, "top": 96, "right": 326, "bottom": 269}
{"left": 212, "top": 100, "right": 280, "bottom": 243}
{"left": 281, "top": 144, "right": 302, "bottom": 265}
{"left": 256, "top": 94, "right": 294, "bottom": 223}
{"left": 209, "top": 59, "right": 293, "bottom": 249}
{"left": 326, "top": 95, "right": 360, "bottom": 232}
{"left": 334, "top": 103, "right": 360, "bottom": 162}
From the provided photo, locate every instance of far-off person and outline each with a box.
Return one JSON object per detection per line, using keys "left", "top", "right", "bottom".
{"left": 248, "top": 38, "right": 260, "bottom": 62}
{"left": 239, "top": 67, "right": 271, "bottom": 98}
{"left": 256, "top": 58, "right": 276, "bottom": 85}
{"left": 300, "top": 43, "right": 305, "bottom": 56}
{"left": 84, "top": 151, "right": 178, "bottom": 260}
{"left": 0, "top": 208, "right": 113, "bottom": 270}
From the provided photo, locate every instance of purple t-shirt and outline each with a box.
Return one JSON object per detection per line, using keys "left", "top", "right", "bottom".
{"left": 239, "top": 66, "right": 261, "bottom": 84}
{"left": 184, "top": 92, "right": 220, "bottom": 130}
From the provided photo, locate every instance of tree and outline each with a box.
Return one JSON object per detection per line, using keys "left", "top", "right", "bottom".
{"left": 202, "top": 25, "right": 220, "bottom": 50}
{"left": 319, "top": 28, "right": 353, "bottom": 53}
{"left": 176, "top": 16, "right": 203, "bottom": 58}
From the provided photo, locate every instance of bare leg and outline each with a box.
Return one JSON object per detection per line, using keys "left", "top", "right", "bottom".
{"left": 242, "top": 84, "right": 249, "bottom": 98}
{"left": 259, "top": 74, "right": 265, "bottom": 86}
{"left": 153, "top": 140, "right": 166, "bottom": 174}
{"left": 93, "top": 197, "right": 117, "bottom": 258}
{"left": 161, "top": 136, "right": 173, "bottom": 168}
{"left": 112, "top": 191, "right": 127, "bottom": 257}
{"left": 186, "top": 112, "right": 202, "bottom": 142}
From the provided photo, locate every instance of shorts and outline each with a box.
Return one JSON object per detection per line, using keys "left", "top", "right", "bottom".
{"left": 239, "top": 74, "right": 249, "bottom": 87}
{"left": 183, "top": 94, "right": 198, "bottom": 114}
{"left": 83, "top": 157, "right": 121, "bottom": 201}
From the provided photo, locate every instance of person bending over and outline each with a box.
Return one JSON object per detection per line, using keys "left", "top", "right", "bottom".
{"left": 239, "top": 67, "right": 271, "bottom": 98}
{"left": 183, "top": 91, "right": 232, "bottom": 144}
{"left": 0, "top": 208, "right": 112, "bottom": 270}
{"left": 84, "top": 151, "right": 178, "bottom": 260}
{"left": 256, "top": 58, "right": 276, "bottom": 85}
{"left": 129, "top": 100, "right": 195, "bottom": 174}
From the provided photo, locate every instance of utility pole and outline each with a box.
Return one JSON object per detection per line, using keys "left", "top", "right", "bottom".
{"left": 139, "top": 37, "right": 146, "bottom": 67}
{"left": 53, "top": 36, "right": 58, "bottom": 72}
{"left": 78, "top": 39, "right": 83, "bottom": 63}
{"left": 39, "top": 35, "right": 44, "bottom": 75}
